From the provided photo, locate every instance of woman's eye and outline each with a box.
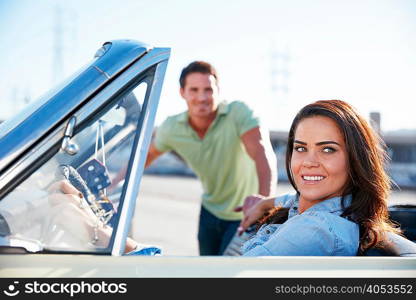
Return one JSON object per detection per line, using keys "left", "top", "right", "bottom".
{"left": 294, "top": 146, "right": 306, "bottom": 152}
{"left": 322, "top": 147, "right": 336, "bottom": 153}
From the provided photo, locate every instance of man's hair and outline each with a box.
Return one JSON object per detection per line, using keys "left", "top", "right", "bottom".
{"left": 179, "top": 61, "right": 218, "bottom": 88}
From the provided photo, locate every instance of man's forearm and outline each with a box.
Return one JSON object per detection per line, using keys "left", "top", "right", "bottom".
{"left": 254, "top": 150, "right": 277, "bottom": 196}
{"left": 145, "top": 143, "right": 164, "bottom": 168}
{"left": 241, "top": 127, "right": 278, "bottom": 196}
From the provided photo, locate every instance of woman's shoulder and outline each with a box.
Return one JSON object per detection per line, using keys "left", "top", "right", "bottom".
{"left": 280, "top": 212, "right": 358, "bottom": 254}
{"left": 274, "top": 193, "right": 297, "bottom": 208}
{"left": 298, "top": 210, "right": 359, "bottom": 240}
{"left": 283, "top": 211, "right": 359, "bottom": 243}
{"left": 295, "top": 211, "right": 359, "bottom": 253}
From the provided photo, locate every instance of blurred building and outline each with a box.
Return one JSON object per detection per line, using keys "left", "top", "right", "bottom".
{"left": 383, "top": 130, "right": 416, "bottom": 189}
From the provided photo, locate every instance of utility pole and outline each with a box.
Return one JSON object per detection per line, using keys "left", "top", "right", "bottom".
{"left": 52, "top": 5, "right": 64, "bottom": 85}
{"left": 270, "top": 41, "right": 290, "bottom": 104}
{"left": 369, "top": 111, "right": 381, "bottom": 134}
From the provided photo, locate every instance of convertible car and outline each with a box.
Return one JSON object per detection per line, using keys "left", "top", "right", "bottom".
{"left": 0, "top": 40, "right": 415, "bottom": 278}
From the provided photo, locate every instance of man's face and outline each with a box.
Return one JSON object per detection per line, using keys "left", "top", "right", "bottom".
{"left": 180, "top": 72, "right": 219, "bottom": 119}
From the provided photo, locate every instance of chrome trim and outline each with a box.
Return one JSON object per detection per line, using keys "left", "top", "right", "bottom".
{"left": 112, "top": 51, "right": 170, "bottom": 256}
{"left": 61, "top": 116, "right": 79, "bottom": 155}
{"left": 63, "top": 116, "right": 76, "bottom": 137}
{"left": 94, "top": 42, "right": 112, "bottom": 58}
{"left": 94, "top": 39, "right": 151, "bottom": 78}
{"left": 92, "top": 66, "right": 110, "bottom": 79}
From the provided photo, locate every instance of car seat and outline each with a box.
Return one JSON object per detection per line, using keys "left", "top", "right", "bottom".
{"left": 362, "top": 232, "right": 416, "bottom": 256}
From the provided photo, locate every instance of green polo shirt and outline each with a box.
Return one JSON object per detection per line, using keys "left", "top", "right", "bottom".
{"left": 154, "top": 101, "right": 260, "bottom": 221}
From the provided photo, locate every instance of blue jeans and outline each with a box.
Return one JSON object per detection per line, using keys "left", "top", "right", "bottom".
{"left": 198, "top": 206, "right": 241, "bottom": 255}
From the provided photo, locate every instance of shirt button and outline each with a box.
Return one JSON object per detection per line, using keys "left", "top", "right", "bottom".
{"left": 266, "top": 229, "right": 271, "bottom": 234}
{"left": 293, "top": 206, "right": 298, "bottom": 210}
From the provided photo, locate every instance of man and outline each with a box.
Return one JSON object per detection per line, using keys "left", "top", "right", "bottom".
{"left": 146, "top": 61, "right": 277, "bottom": 255}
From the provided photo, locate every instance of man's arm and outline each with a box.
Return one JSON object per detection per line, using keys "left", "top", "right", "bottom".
{"left": 145, "top": 143, "right": 164, "bottom": 168}
{"left": 109, "top": 143, "right": 163, "bottom": 190}
{"left": 241, "top": 127, "right": 277, "bottom": 197}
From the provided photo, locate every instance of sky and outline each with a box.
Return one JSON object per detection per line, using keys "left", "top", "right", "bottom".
{"left": 0, "top": 0, "right": 415, "bottom": 132}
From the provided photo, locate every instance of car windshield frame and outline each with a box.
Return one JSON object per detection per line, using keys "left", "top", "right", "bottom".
{"left": 0, "top": 41, "right": 170, "bottom": 256}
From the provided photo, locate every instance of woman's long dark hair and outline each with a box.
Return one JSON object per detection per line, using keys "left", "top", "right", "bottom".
{"left": 261, "top": 100, "right": 400, "bottom": 252}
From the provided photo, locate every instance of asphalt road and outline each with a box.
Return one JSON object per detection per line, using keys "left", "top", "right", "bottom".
{"left": 131, "top": 175, "right": 416, "bottom": 256}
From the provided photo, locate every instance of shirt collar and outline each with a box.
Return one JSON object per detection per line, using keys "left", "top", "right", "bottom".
{"left": 178, "top": 100, "right": 229, "bottom": 123}
{"left": 217, "top": 101, "right": 229, "bottom": 115}
{"left": 177, "top": 111, "right": 188, "bottom": 123}
{"left": 289, "top": 194, "right": 352, "bottom": 218}
{"left": 305, "top": 194, "right": 352, "bottom": 214}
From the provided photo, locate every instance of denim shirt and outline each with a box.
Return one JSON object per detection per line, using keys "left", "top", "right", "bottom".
{"left": 125, "top": 243, "right": 162, "bottom": 256}
{"left": 242, "top": 193, "right": 359, "bottom": 256}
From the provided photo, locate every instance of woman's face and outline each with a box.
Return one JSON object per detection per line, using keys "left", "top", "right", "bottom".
{"left": 291, "top": 116, "right": 349, "bottom": 211}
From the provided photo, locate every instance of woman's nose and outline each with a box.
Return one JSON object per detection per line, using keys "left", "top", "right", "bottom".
{"left": 302, "top": 160, "right": 320, "bottom": 168}
{"left": 301, "top": 149, "right": 320, "bottom": 168}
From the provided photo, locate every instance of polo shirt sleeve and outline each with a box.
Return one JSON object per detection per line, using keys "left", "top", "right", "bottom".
{"left": 230, "top": 101, "right": 260, "bottom": 136}
{"left": 153, "top": 118, "right": 173, "bottom": 153}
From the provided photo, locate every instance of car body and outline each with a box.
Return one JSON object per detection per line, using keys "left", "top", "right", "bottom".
{"left": 0, "top": 40, "right": 415, "bottom": 278}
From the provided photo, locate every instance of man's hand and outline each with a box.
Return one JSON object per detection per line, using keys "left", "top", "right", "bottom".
{"left": 236, "top": 196, "right": 276, "bottom": 235}
{"left": 234, "top": 194, "right": 266, "bottom": 214}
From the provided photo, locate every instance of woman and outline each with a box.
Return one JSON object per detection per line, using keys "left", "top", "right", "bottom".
{"left": 239, "top": 99, "right": 400, "bottom": 256}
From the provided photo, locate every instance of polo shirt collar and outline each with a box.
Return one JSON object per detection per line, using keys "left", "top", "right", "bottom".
{"left": 177, "top": 112, "right": 188, "bottom": 123}
{"left": 217, "top": 101, "right": 229, "bottom": 115}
